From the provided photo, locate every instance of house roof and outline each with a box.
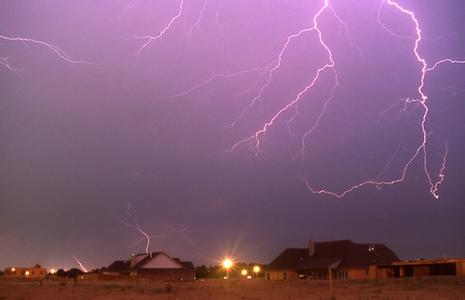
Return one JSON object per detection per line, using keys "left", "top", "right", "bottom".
{"left": 131, "top": 252, "right": 195, "bottom": 270}
{"left": 107, "top": 252, "right": 195, "bottom": 274}
{"left": 106, "top": 260, "right": 130, "bottom": 272}
{"left": 268, "top": 240, "right": 399, "bottom": 270}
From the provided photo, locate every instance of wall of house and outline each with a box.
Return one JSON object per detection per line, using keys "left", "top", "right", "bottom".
{"left": 136, "top": 268, "right": 195, "bottom": 281}
{"left": 3, "top": 267, "right": 46, "bottom": 279}
{"left": 456, "top": 262, "right": 465, "bottom": 276}
{"left": 347, "top": 268, "right": 369, "bottom": 280}
{"left": 413, "top": 265, "right": 430, "bottom": 277}
{"left": 266, "top": 270, "right": 298, "bottom": 280}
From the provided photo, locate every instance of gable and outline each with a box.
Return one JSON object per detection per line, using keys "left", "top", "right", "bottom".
{"left": 140, "top": 253, "right": 184, "bottom": 269}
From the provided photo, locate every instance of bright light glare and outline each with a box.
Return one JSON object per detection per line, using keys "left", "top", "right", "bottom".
{"left": 241, "top": 269, "right": 248, "bottom": 276}
{"left": 253, "top": 265, "right": 260, "bottom": 273}
{"left": 49, "top": 268, "right": 57, "bottom": 274}
{"left": 222, "top": 258, "right": 233, "bottom": 269}
{"left": 25, "top": 270, "right": 30, "bottom": 276}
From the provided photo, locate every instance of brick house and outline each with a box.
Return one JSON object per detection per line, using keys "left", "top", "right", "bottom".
{"left": 266, "top": 239, "right": 399, "bottom": 280}
{"left": 3, "top": 264, "right": 47, "bottom": 279}
{"left": 105, "top": 251, "right": 195, "bottom": 281}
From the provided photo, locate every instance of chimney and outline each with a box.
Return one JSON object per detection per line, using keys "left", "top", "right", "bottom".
{"left": 308, "top": 239, "right": 315, "bottom": 257}
{"left": 130, "top": 254, "right": 137, "bottom": 269}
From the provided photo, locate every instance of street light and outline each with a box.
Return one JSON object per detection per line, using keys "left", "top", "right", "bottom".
{"left": 241, "top": 269, "right": 248, "bottom": 276}
{"left": 222, "top": 258, "right": 233, "bottom": 279}
{"left": 253, "top": 265, "right": 260, "bottom": 274}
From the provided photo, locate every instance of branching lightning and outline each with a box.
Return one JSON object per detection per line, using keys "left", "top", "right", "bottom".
{"left": 168, "top": 67, "right": 267, "bottom": 99}
{"left": 303, "top": 0, "right": 465, "bottom": 199}
{"left": 222, "top": 0, "right": 463, "bottom": 199}
{"left": 187, "top": 0, "right": 208, "bottom": 38}
{"left": 114, "top": 202, "right": 165, "bottom": 254}
{"left": 0, "top": 57, "right": 20, "bottom": 71}
{"left": 229, "top": 0, "right": 335, "bottom": 153}
{"left": 133, "top": 0, "right": 185, "bottom": 56}
{"left": 0, "top": 34, "right": 93, "bottom": 70}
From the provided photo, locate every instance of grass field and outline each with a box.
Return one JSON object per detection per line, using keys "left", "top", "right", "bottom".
{"left": 1, "top": 276, "right": 464, "bottom": 299}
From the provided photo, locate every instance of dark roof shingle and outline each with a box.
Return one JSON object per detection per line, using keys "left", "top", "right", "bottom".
{"left": 269, "top": 240, "right": 399, "bottom": 270}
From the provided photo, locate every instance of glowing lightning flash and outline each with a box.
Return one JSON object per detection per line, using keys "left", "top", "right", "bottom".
{"left": 304, "top": 0, "right": 465, "bottom": 199}
{"left": 72, "top": 255, "right": 89, "bottom": 273}
{"left": 0, "top": 35, "right": 93, "bottom": 70}
{"left": 227, "top": 0, "right": 464, "bottom": 199}
{"left": 230, "top": 0, "right": 335, "bottom": 153}
{"left": 133, "top": 0, "right": 185, "bottom": 56}
{"left": 114, "top": 203, "right": 165, "bottom": 254}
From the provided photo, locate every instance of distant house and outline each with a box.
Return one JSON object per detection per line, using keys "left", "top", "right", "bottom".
{"left": 3, "top": 264, "right": 47, "bottom": 279}
{"left": 266, "top": 239, "right": 399, "bottom": 280}
{"left": 105, "top": 252, "right": 195, "bottom": 281}
{"left": 374, "top": 258, "right": 465, "bottom": 278}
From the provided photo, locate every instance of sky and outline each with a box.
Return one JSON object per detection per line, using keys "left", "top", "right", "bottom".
{"left": 1, "top": 0, "right": 465, "bottom": 271}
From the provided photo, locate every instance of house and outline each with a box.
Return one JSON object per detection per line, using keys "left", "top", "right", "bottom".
{"left": 373, "top": 258, "right": 465, "bottom": 278}
{"left": 266, "top": 239, "right": 399, "bottom": 280}
{"left": 105, "top": 252, "right": 195, "bottom": 281}
{"left": 3, "top": 264, "right": 47, "bottom": 279}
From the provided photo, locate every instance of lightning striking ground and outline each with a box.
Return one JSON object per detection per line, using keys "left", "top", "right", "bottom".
{"left": 72, "top": 255, "right": 89, "bottom": 273}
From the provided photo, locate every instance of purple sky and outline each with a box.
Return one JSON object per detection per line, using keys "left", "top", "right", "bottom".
{"left": 1, "top": 0, "right": 465, "bottom": 271}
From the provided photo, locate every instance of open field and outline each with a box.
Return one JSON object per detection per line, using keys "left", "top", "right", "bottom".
{"left": 1, "top": 277, "right": 464, "bottom": 299}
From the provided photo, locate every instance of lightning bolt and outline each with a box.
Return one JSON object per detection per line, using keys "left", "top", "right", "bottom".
{"left": 0, "top": 34, "right": 94, "bottom": 69}
{"left": 223, "top": 0, "right": 464, "bottom": 199}
{"left": 133, "top": 0, "right": 185, "bottom": 56}
{"left": 213, "top": 0, "right": 225, "bottom": 33}
{"left": 229, "top": 0, "right": 335, "bottom": 153}
{"left": 72, "top": 255, "right": 88, "bottom": 273}
{"left": 0, "top": 57, "right": 20, "bottom": 71}
{"left": 114, "top": 203, "right": 164, "bottom": 254}
{"left": 304, "top": 0, "right": 464, "bottom": 199}
{"left": 168, "top": 67, "right": 267, "bottom": 99}
{"left": 187, "top": 0, "right": 208, "bottom": 38}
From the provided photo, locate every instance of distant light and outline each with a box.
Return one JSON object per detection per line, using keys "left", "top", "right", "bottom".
{"left": 25, "top": 270, "right": 30, "bottom": 276}
{"left": 223, "top": 276, "right": 228, "bottom": 280}
{"left": 247, "top": 275, "right": 252, "bottom": 279}
{"left": 11, "top": 267, "right": 15, "bottom": 272}
{"left": 241, "top": 269, "right": 248, "bottom": 276}
{"left": 49, "top": 268, "right": 57, "bottom": 274}
{"left": 222, "top": 258, "right": 233, "bottom": 270}
{"left": 253, "top": 265, "right": 261, "bottom": 274}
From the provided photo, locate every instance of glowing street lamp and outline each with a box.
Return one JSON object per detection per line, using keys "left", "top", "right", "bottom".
{"left": 241, "top": 269, "right": 248, "bottom": 276}
{"left": 222, "top": 258, "right": 233, "bottom": 269}
{"left": 253, "top": 265, "right": 261, "bottom": 275}
{"left": 49, "top": 268, "right": 57, "bottom": 274}
{"left": 25, "top": 270, "right": 30, "bottom": 276}
{"left": 11, "top": 267, "right": 15, "bottom": 272}
{"left": 222, "top": 258, "right": 233, "bottom": 278}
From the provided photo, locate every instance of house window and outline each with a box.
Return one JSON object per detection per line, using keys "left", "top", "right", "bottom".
{"left": 283, "top": 272, "right": 288, "bottom": 280}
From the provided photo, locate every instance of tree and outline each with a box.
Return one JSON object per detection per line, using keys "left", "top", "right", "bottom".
{"left": 195, "top": 265, "right": 208, "bottom": 279}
